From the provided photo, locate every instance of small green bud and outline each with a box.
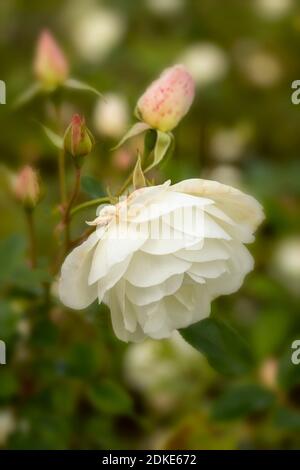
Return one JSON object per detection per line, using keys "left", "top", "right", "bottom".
{"left": 64, "top": 114, "right": 94, "bottom": 166}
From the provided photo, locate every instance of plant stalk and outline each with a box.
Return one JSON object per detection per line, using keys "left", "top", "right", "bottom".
{"left": 70, "top": 196, "right": 111, "bottom": 217}
{"left": 25, "top": 209, "right": 37, "bottom": 269}
{"left": 63, "top": 167, "right": 81, "bottom": 251}
{"left": 58, "top": 148, "right": 67, "bottom": 205}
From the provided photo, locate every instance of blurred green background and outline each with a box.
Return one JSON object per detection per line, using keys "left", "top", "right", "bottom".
{"left": 0, "top": 0, "right": 300, "bottom": 450}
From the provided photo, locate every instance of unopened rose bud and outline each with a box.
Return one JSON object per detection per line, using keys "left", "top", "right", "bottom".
{"left": 34, "top": 29, "right": 69, "bottom": 91}
{"left": 64, "top": 114, "right": 94, "bottom": 165}
{"left": 13, "top": 166, "right": 40, "bottom": 209}
{"left": 136, "top": 64, "right": 195, "bottom": 132}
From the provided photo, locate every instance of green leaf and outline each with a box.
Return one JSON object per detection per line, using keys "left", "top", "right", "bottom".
{"left": 65, "top": 343, "right": 101, "bottom": 379}
{"left": 153, "top": 131, "right": 172, "bottom": 167}
{"left": 84, "top": 416, "right": 114, "bottom": 448}
{"left": 0, "top": 235, "right": 48, "bottom": 292}
{"left": 64, "top": 78, "right": 102, "bottom": 98}
{"left": 12, "top": 266, "right": 51, "bottom": 293}
{"left": 87, "top": 380, "right": 133, "bottom": 415}
{"left": 9, "top": 408, "right": 71, "bottom": 450}
{"left": 0, "top": 235, "right": 26, "bottom": 283}
{"left": 145, "top": 131, "right": 173, "bottom": 172}
{"left": 211, "top": 384, "right": 275, "bottom": 421}
{"left": 133, "top": 153, "right": 146, "bottom": 189}
{"left": 180, "top": 318, "right": 254, "bottom": 376}
{"left": 81, "top": 176, "right": 106, "bottom": 198}
{"left": 0, "top": 301, "right": 19, "bottom": 342}
{"left": 31, "top": 317, "right": 58, "bottom": 348}
{"left": 112, "top": 122, "right": 150, "bottom": 150}
{"left": 51, "top": 381, "right": 79, "bottom": 415}
{"left": 0, "top": 370, "right": 19, "bottom": 400}
{"left": 40, "top": 124, "right": 63, "bottom": 149}
{"left": 13, "top": 83, "right": 41, "bottom": 108}
{"left": 251, "top": 309, "right": 290, "bottom": 360}
{"left": 143, "top": 129, "right": 157, "bottom": 158}
{"left": 274, "top": 407, "right": 300, "bottom": 431}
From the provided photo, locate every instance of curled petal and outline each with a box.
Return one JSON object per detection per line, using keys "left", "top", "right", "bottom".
{"left": 59, "top": 232, "right": 99, "bottom": 309}
{"left": 171, "top": 178, "right": 264, "bottom": 235}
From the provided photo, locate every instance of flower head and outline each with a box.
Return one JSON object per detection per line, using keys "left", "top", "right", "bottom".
{"left": 59, "top": 179, "right": 264, "bottom": 342}
{"left": 34, "top": 29, "right": 69, "bottom": 91}
{"left": 13, "top": 166, "right": 40, "bottom": 209}
{"left": 136, "top": 65, "right": 195, "bottom": 132}
{"left": 64, "top": 114, "right": 94, "bottom": 165}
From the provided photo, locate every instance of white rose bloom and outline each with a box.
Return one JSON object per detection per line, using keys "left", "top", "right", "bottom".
{"left": 59, "top": 179, "right": 264, "bottom": 342}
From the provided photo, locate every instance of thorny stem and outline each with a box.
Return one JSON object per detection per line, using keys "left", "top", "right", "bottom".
{"left": 25, "top": 209, "right": 37, "bottom": 269}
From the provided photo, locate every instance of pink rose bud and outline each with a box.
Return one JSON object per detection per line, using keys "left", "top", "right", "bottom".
{"left": 64, "top": 114, "right": 94, "bottom": 165}
{"left": 136, "top": 64, "right": 195, "bottom": 132}
{"left": 34, "top": 29, "right": 69, "bottom": 90}
{"left": 13, "top": 166, "right": 40, "bottom": 209}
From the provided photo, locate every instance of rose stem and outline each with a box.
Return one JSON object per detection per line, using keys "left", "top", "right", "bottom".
{"left": 58, "top": 148, "right": 67, "bottom": 205}
{"left": 25, "top": 208, "right": 37, "bottom": 269}
{"left": 63, "top": 166, "right": 81, "bottom": 252}
{"left": 70, "top": 196, "right": 111, "bottom": 217}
